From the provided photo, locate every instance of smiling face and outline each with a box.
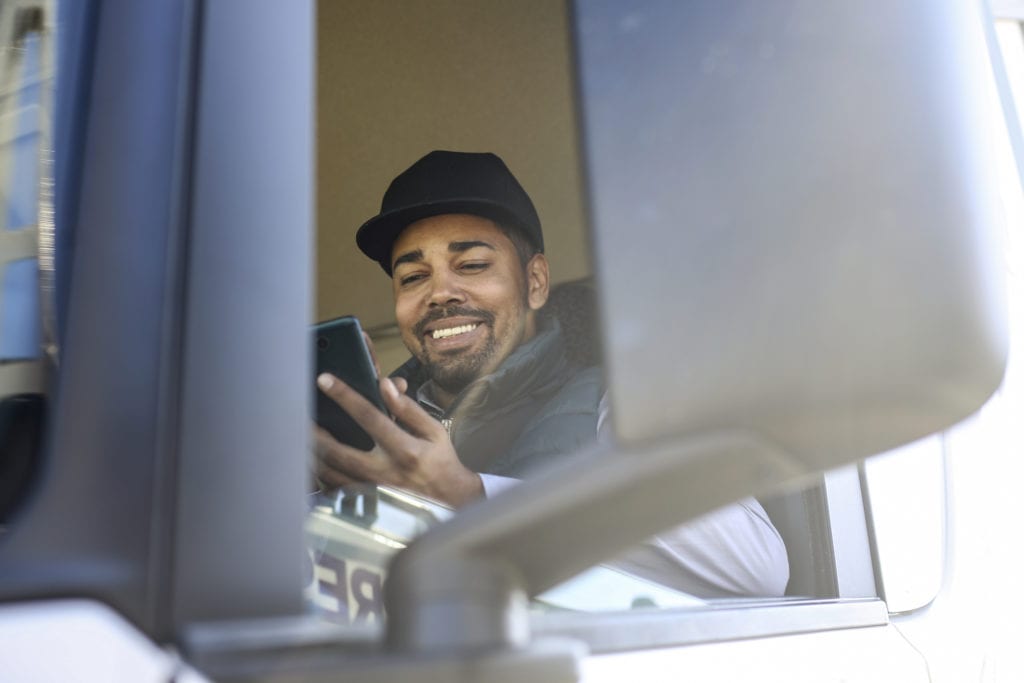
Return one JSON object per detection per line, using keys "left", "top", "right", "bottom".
{"left": 391, "top": 213, "right": 549, "bottom": 405}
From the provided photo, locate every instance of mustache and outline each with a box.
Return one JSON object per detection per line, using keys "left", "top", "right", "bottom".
{"left": 413, "top": 306, "right": 495, "bottom": 338}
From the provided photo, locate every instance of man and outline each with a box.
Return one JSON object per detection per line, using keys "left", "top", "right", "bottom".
{"left": 315, "top": 150, "right": 789, "bottom": 597}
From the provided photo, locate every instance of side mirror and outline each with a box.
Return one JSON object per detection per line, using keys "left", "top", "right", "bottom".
{"left": 384, "top": 0, "right": 1008, "bottom": 672}
{"left": 582, "top": 1, "right": 1008, "bottom": 467}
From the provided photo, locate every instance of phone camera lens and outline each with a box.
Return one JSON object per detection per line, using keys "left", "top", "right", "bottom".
{"left": 317, "top": 336, "right": 329, "bottom": 351}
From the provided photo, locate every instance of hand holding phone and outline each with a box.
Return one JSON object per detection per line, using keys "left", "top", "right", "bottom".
{"left": 312, "top": 319, "right": 486, "bottom": 507}
{"left": 313, "top": 316, "right": 387, "bottom": 451}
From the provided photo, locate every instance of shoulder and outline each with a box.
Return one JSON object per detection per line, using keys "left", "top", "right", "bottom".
{"left": 491, "top": 365, "right": 604, "bottom": 476}
{"left": 536, "top": 364, "right": 604, "bottom": 417}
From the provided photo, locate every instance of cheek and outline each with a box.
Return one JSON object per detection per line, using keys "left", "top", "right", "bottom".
{"left": 394, "top": 297, "right": 418, "bottom": 333}
{"left": 396, "top": 315, "right": 423, "bottom": 356}
{"left": 477, "top": 272, "right": 525, "bottom": 307}
{"left": 491, "top": 292, "right": 528, "bottom": 336}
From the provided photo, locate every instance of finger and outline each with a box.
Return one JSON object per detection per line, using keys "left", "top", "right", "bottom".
{"left": 378, "top": 377, "right": 447, "bottom": 440}
{"left": 311, "top": 438, "right": 364, "bottom": 491}
{"left": 314, "top": 425, "right": 384, "bottom": 483}
{"left": 317, "top": 375, "right": 421, "bottom": 459}
{"left": 392, "top": 376, "right": 409, "bottom": 395}
{"left": 317, "top": 373, "right": 399, "bottom": 436}
{"left": 317, "top": 466, "right": 362, "bottom": 491}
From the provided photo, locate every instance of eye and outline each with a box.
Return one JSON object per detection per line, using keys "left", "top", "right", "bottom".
{"left": 458, "top": 261, "right": 490, "bottom": 273}
{"left": 398, "top": 272, "right": 427, "bottom": 287}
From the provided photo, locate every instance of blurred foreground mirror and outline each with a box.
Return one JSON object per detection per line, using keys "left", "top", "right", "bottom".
{"left": 579, "top": 0, "right": 1007, "bottom": 466}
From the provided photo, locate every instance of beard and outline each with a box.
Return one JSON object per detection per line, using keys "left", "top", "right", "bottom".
{"left": 413, "top": 305, "right": 499, "bottom": 396}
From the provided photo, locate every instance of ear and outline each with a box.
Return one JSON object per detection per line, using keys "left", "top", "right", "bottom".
{"left": 525, "top": 253, "right": 550, "bottom": 311}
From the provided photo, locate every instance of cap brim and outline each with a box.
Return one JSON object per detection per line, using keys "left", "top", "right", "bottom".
{"left": 356, "top": 199, "right": 533, "bottom": 275}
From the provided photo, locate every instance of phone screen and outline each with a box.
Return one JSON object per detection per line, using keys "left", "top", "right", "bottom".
{"left": 313, "top": 316, "right": 387, "bottom": 451}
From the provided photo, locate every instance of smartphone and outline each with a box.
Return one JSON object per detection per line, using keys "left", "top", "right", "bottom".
{"left": 313, "top": 316, "right": 387, "bottom": 451}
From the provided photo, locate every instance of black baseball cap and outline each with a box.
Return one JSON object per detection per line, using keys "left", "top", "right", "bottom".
{"left": 356, "top": 151, "right": 544, "bottom": 275}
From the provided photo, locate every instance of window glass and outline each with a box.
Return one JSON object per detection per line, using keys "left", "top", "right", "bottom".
{"left": 0, "top": 1, "right": 53, "bottom": 526}
{"left": 861, "top": 12, "right": 1024, "bottom": 617}
{"left": 4, "top": 31, "right": 42, "bottom": 232}
{"left": 1, "top": 14, "right": 46, "bottom": 360}
{"left": 309, "top": 0, "right": 610, "bottom": 624}
{"left": 306, "top": 0, "right": 802, "bottom": 624}
{"left": 862, "top": 436, "right": 946, "bottom": 613}
{"left": 0, "top": 258, "right": 41, "bottom": 359}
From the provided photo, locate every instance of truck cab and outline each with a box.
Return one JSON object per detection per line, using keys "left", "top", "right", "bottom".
{"left": 0, "top": 2, "right": 1021, "bottom": 681}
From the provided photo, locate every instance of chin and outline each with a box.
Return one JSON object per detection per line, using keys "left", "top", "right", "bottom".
{"left": 426, "top": 356, "right": 491, "bottom": 392}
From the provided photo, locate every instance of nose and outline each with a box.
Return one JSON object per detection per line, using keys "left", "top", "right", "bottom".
{"left": 427, "top": 270, "right": 466, "bottom": 308}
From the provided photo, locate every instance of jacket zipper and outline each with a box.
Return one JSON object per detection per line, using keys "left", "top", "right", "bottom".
{"left": 440, "top": 417, "right": 455, "bottom": 440}
{"left": 414, "top": 391, "right": 456, "bottom": 440}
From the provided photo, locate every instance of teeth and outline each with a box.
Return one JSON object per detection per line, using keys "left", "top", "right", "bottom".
{"left": 431, "top": 324, "right": 478, "bottom": 340}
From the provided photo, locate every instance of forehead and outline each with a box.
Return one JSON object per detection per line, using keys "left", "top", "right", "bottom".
{"left": 391, "top": 213, "right": 512, "bottom": 261}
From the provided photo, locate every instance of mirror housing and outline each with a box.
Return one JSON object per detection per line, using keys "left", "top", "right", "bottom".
{"left": 385, "top": 0, "right": 1009, "bottom": 661}
{"left": 581, "top": 0, "right": 1008, "bottom": 465}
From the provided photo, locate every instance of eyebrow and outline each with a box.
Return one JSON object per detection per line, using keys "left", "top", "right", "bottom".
{"left": 449, "top": 240, "right": 496, "bottom": 254}
{"left": 392, "top": 248, "right": 424, "bottom": 270}
{"left": 392, "top": 241, "right": 496, "bottom": 270}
